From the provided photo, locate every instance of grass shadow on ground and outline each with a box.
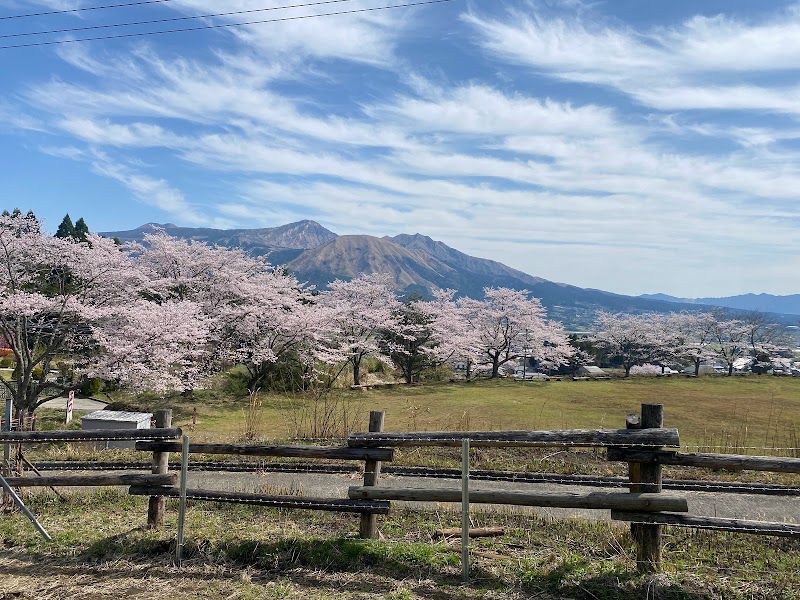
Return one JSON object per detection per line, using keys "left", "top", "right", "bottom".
{"left": 76, "top": 529, "right": 717, "bottom": 600}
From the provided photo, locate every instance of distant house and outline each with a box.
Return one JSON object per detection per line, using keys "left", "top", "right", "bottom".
{"left": 574, "top": 365, "right": 608, "bottom": 378}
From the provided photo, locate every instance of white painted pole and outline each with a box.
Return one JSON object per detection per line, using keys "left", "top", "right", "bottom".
{"left": 176, "top": 434, "right": 189, "bottom": 566}
{"left": 461, "top": 437, "right": 470, "bottom": 584}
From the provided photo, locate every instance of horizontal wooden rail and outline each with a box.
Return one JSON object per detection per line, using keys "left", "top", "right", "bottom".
{"left": 5, "top": 473, "right": 177, "bottom": 487}
{"left": 348, "top": 428, "right": 680, "bottom": 448}
{"left": 348, "top": 486, "right": 688, "bottom": 512}
{"left": 0, "top": 428, "right": 182, "bottom": 443}
{"left": 607, "top": 448, "right": 800, "bottom": 474}
{"left": 612, "top": 511, "right": 800, "bottom": 538}
{"left": 135, "top": 441, "right": 393, "bottom": 462}
{"left": 129, "top": 486, "right": 391, "bottom": 514}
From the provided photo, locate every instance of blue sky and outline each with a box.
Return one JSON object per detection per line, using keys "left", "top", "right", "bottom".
{"left": 1, "top": 0, "right": 798, "bottom": 297}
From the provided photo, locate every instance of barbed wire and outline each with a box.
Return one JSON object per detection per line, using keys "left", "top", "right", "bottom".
{"left": 624, "top": 519, "right": 800, "bottom": 537}
{"left": 681, "top": 444, "right": 800, "bottom": 452}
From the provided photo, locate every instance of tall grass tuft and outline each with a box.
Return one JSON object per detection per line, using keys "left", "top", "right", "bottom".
{"left": 282, "top": 386, "right": 365, "bottom": 440}
{"left": 242, "top": 388, "right": 264, "bottom": 441}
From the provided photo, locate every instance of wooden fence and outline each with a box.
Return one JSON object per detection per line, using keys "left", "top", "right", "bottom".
{"left": 4, "top": 404, "right": 800, "bottom": 576}
{"left": 345, "top": 402, "right": 800, "bottom": 574}
{"left": 0, "top": 417, "right": 182, "bottom": 540}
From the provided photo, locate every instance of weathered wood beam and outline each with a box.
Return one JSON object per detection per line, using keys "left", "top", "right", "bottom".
{"left": 0, "top": 428, "right": 182, "bottom": 443}
{"left": 5, "top": 473, "right": 176, "bottom": 487}
{"left": 135, "top": 441, "right": 393, "bottom": 462}
{"left": 632, "top": 404, "right": 663, "bottom": 574}
{"left": 130, "top": 486, "right": 391, "bottom": 514}
{"left": 360, "top": 410, "right": 385, "bottom": 539}
{"left": 148, "top": 410, "right": 173, "bottom": 529}
{"left": 347, "top": 428, "right": 680, "bottom": 448}
{"left": 612, "top": 511, "right": 800, "bottom": 538}
{"left": 347, "top": 486, "right": 688, "bottom": 512}
{"left": 608, "top": 448, "right": 800, "bottom": 474}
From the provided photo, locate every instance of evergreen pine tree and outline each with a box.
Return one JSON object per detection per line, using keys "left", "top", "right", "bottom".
{"left": 55, "top": 214, "right": 76, "bottom": 239}
{"left": 74, "top": 217, "right": 90, "bottom": 241}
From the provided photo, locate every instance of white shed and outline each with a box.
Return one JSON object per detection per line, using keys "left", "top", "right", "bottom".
{"left": 574, "top": 365, "right": 610, "bottom": 378}
{"left": 81, "top": 410, "right": 152, "bottom": 449}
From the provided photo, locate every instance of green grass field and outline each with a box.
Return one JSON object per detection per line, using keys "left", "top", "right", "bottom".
{"left": 82, "top": 376, "right": 799, "bottom": 453}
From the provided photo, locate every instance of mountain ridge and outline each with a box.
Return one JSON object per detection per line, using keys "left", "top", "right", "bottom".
{"left": 101, "top": 220, "right": 797, "bottom": 328}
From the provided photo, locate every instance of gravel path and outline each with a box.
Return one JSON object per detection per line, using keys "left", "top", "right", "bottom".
{"left": 184, "top": 470, "right": 800, "bottom": 524}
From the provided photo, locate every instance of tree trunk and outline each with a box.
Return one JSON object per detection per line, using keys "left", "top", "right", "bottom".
{"left": 624, "top": 364, "right": 633, "bottom": 377}
{"left": 491, "top": 355, "right": 500, "bottom": 378}
{"left": 728, "top": 364, "right": 733, "bottom": 376}
{"left": 353, "top": 359, "right": 361, "bottom": 386}
{"left": 694, "top": 358, "right": 700, "bottom": 377}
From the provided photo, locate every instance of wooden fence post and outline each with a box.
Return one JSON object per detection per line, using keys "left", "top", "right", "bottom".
{"left": 359, "top": 410, "right": 384, "bottom": 539}
{"left": 631, "top": 403, "right": 663, "bottom": 573}
{"left": 147, "top": 409, "right": 172, "bottom": 529}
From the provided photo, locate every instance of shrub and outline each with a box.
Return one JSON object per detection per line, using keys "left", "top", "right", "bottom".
{"left": 81, "top": 378, "right": 105, "bottom": 396}
{"left": 12, "top": 365, "right": 43, "bottom": 380}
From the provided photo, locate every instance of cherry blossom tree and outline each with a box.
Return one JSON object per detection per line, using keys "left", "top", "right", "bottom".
{"left": 217, "top": 268, "right": 315, "bottom": 392}
{"left": 315, "top": 273, "right": 403, "bottom": 386}
{"left": 670, "top": 311, "right": 718, "bottom": 376}
{"left": 741, "top": 312, "right": 791, "bottom": 361}
{"left": 590, "top": 311, "right": 676, "bottom": 377}
{"left": 457, "top": 287, "right": 573, "bottom": 378}
{"left": 378, "top": 297, "right": 436, "bottom": 384}
{"left": 0, "top": 213, "right": 142, "bottom": 417}
{"left": 88, "top": 300, "right": 211, "bottom": 393}
{"left": 709, "top": 313, "right": 749, "bottom": 376}
{"left": 131, "top": 230, "right": 317, "bottom": 393}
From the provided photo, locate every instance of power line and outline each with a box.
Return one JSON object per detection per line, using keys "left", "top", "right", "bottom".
{"left": 0, "top": 0, "right": 454, "bottom": 50}
{"left": 0, "top": 0, "right": 176, "bottom": 21}
{"left": 1, "top": 0, "right": 359, "bottom": 40}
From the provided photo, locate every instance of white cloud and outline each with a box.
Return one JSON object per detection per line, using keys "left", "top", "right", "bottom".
{"left": 5, "top": 2, "right": 800, "bottom": 296}
{"left": 465, "top": 3, "right": 800, "bottom": 114}
{"left": 163, "top": 0, "right": 408, "bottom": 66}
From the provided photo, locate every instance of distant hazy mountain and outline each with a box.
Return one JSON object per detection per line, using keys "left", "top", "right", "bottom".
{"left": 640, "top": 293, "right": 800, "bottom": 316}
{"left": 102, "top": 220, "right": 794, "bottom": 328}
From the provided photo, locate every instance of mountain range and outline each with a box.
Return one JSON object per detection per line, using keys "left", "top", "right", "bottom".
{"left": 101, "top": 221, "right": 799, "bottom": 329}
{"left": 640, "top": 293, "right": 800, "bottom": 317}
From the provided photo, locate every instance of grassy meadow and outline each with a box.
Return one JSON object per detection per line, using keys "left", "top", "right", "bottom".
{"left": 8, "top": 376, "right": 800, "bottom": 599}
{"left": 55, "top": 375, "right": 799, "bottom": 453}
{"left": 1, "top": 490, "right": 800, "bottom": 600}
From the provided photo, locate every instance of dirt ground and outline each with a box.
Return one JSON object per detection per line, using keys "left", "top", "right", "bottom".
{"left": 0, "top": 552, "right": 535, "bottom": 600}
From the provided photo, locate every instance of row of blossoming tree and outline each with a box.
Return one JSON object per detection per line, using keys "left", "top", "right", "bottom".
{"left": 0, "top": 213, "right": 578, "bottom": 419}
{"left": 589, "top": 310, "right": 790, "bottom": 377}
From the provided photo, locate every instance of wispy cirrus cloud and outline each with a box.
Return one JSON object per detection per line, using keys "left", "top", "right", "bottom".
{"left": 2, "top": 0, "right": 799, "bottom": 296}
{"left": 465, "top": 2, "right": 800, "bottom": 114}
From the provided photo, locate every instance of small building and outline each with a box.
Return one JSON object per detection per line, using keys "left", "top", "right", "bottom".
{"left": 81, "top": 410, "right": 152, "bottom": 449}
{"left": 574, "top": 365, "right": 609, "bottom": 378}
